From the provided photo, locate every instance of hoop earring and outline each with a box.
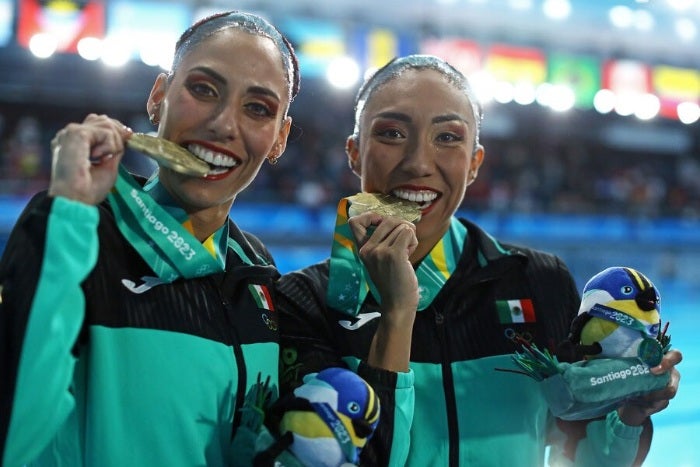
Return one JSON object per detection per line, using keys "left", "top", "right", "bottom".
{"left": 149, "top": 114, "right": 159, "bottom": 125}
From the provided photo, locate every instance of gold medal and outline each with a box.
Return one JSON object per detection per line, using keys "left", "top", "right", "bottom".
{"left": 127, "top": 133, "right": 210, "bottom": 177}
{"left": 347, "top": 192, "right": 421, "bottom": 223}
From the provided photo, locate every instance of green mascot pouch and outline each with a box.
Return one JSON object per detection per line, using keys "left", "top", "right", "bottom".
{"left": 540, "top": 357, "right": 669, "bottom": 420}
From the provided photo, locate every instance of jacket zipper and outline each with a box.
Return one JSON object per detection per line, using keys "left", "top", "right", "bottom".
{"left": 229, "top": 324, "right": 247, "bottom": 441}
{"left": 435, "top": 309, "right": 460, "bottom": 467}
{"left": 210, "top": 276, "right": 248, "bottom": 442}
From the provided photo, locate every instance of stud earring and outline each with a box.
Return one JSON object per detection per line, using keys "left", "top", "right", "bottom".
{"left": 267, "top": 155, "right": 278, "bottom": 165}
{"left": 149, "top": 104, "right": 161, "bottom": 125}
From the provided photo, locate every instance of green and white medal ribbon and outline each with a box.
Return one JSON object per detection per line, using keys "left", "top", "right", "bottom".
{"left": 588, "top": 303, "right": 665, "bottom": 366}
{"left": 327, "top": 197, "right": 466, "bottom": 316}
{"left": 108, "top": 165, "right": 228, "bottom": 282}
{"left": 413, "top": 218, "right": 466, "bottom": 310}
{"left": 327, "top": 197, "right": 372, "bottom": 316}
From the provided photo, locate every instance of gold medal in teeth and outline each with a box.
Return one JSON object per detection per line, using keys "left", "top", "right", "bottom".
{"left": 127, "top": 133, "right": 210, "bottom": 177}
{"left": 347, "top": 192, "right": 422, "bottom": 223}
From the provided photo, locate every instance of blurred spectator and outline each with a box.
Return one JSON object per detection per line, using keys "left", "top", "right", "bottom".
{"left": 0, "top": 116, "right": 49, "bottom": 195}
{"left": 1, "top": 106, "right": 698, "bottom": 221}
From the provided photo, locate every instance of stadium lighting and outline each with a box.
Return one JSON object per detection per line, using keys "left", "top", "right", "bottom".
{"left": 542, "top": 0, "right": 572, "bottom": 20}
{"left": 508, "top": 0, "right": 534, "bottom": 11}
{"left": 666, "top": 0, "right": 695, "bottom": 11}
{"left": 513, "top": 81, "right": 536, "bottom": 105}
{"left": 493, "top": 81, "right": 515, "bottom": 104}
{"left": 28, "top": 33, "right": 57, "bottom": 59}
{"left": 593, "top": 89, "right": 616, "bottom": 114}
{"left": 677, "top": 101, "right": 700, "bottom": 124}
{"left": 547, "top": 84, "right": 576, "bottom": 112}
{"left": 77, "top": 37, "right": 103, "bottom": 61}
{"left": 535, "top": 83, "right": 575, "bottom": 111}
{"left": 609, "top": 6, "right": 634, "bottom": 28}
{"left": 675, "top": 18, "right": 698, "bottom": 41}
{"left": 326, "top": 56, "right": 360, "bottom": 90}
{"left": 468, "top": 71, "right": 495, "bottom": 105}
{"left": 101, "top": 37, "right": 131, "bottom": 67}
{"left": 139, "top": 44, "right": 173, "bottom": 70}
{"left": 633, "top": 9, "right": 655, "bottom": 31}
{"left": 614, "top": 92, "right": 638, "bottom": 116}
{"left": 633, "top": 93, "right": 661, "bottom": 120}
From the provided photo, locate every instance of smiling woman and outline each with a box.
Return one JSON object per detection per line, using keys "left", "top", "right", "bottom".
{"left": 0, "top": 10, "right": 301, "bottom": 467}
{"left": 275, "top": 54, "right": 682, "bottom": 467}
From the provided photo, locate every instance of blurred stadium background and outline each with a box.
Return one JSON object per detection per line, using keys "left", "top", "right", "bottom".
{"left": 0, "top": 0, "right": 698, "bottom": 464}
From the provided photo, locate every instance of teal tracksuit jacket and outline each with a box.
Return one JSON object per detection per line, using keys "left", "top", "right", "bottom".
{"left": 1, "top": 192, "right": 280, "bottom": 467}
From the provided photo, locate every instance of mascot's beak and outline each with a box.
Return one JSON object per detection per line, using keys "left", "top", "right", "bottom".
{"left": 352, "top": 419, "right": 374, "bottom": 438}
{"left": 635, "top": 286, "right": 659, "bottom": 312}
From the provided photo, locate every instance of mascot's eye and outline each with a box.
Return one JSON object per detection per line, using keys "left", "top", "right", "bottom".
{"left": 347, "top": 401, "right": 361, "bottom": 414}
{"left": 621, "top": 285, "right": 634, "bottom": 295}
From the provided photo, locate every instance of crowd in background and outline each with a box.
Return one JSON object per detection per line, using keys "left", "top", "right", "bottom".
{"left": 1, "top": 106, "right": 699, "bottom": 221}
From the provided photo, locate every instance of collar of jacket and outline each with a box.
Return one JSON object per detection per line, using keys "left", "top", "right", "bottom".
{"left": 457, "top": 217, "right": 529, "bottom": 281}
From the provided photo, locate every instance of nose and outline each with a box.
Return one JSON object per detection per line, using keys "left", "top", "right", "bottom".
{"left": 208, "top": 101, "right": 240, "bottom": 141}
{"left": 401, "top": 135, "right": 434, "bottom": 177}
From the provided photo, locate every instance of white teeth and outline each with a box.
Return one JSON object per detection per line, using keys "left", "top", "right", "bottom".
{"left": 187, "top": 144, "right": 238, "bottom": 168}
{"left": 392, "top": 189, "right": 438, "bottom": 204}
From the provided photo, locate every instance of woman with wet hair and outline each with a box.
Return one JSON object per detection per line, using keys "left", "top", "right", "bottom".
{"left": 276, "top": 55, "right": 681, "bottom": 466}
{"left": 0, "top": 11, "right": 299, "bottom": 466}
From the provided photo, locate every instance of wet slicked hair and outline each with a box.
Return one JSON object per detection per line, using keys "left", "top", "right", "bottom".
{"left": 171, "top": 11, "right": 300, "bottom": 107}
{"left": 352, "top": 54, "right": 483, "bottom": 150}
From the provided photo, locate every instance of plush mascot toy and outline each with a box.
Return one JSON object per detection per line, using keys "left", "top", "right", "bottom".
{"left": 253, "top": 367, "right": 380, "bottom": 467}
{"left": 508, "top": 267, "right": 671, "bottom": 420}
{"left": 562, "top": 266, "right": 669, "bottom": 366}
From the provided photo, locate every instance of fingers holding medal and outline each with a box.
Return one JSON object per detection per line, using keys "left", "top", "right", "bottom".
{"left": 346, "top": 192, "right": 420, "bottom": 255}
{"left": 127, "top": 133, "right": 210, "bottom": 177}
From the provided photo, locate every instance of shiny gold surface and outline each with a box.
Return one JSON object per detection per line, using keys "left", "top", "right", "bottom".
{"left": 347, "top": 192, "right": 421, "bottom": 223}
{"left": 127, "top": 133, "right": 210, "bottom": 177}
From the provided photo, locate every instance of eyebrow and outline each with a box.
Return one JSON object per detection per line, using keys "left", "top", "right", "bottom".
{"left": 247, "top": 85, "right": 281, "bottom": 102}
{"left": 375, "top": 111, "right": 411, "bottom": 123}
{"left": 189, "top": 66, "right": 281, "bottom": 102}
{"left": 374, "top": 111, "right": 468, "bottom": 125}
{"left": 432, "top": 113, "right": 469, "bottom": 125}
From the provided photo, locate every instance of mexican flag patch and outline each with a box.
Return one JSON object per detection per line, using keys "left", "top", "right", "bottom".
{"left": 249, "top": 284, "right": 274, "bottom": 311}
{"left": 496, "top": 299, "right": 535, "bottom": 324}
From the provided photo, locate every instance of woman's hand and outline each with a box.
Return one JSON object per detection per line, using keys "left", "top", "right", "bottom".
{"left": 49, "top": 114, "right": 132, "bottom": 205}
{"left": 348, "top": 212, "right": 419, "bottom": 372}
{"left": 349, "top": 212, "right": 419, "bottom": 315}
{"left": 617, "top": 349, "right": 682, "bottom": 426}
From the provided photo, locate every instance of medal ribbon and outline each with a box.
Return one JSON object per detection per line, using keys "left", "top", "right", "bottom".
{"left": 413, "top": 218, "right": 466, "bottom": 310}
{"left": 310, "top": 402, "right": 359, "bottom": 464}
{"left": 588, "top": 303, "right": 659, "bottom": 336}
{"left": 327, "top": 196, "right": 466, "bottom": 316}
{"left": 588, "top": 303, "right": 666, "bottom": 366}
{"left": 107, "top": 165, "right": 226, "bottom": 281}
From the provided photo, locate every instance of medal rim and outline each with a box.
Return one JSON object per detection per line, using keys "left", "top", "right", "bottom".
{"left": 347, "top": 192, "right": 422, "bottom": 223}
{"left": 127, "top": 133, "right": 210, "bottom": 177}
{"left": 637, "top": 337, "right": 664, "bottom": 367}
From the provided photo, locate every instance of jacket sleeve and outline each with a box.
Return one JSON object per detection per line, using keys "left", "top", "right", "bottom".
{"left": 1, "top": 195, "right": 99, "bottom": 466}
{"left": 540, "top": 256, "right": 651, "bottom": 467}
{"left": 275, "top": 267, "right": 414, "bottom": 467}
{"left": 548, "top": 412, "right": 648, "bottom": 467}
{"left": 355, "top": 362, "right": 414, "bottom": 467}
